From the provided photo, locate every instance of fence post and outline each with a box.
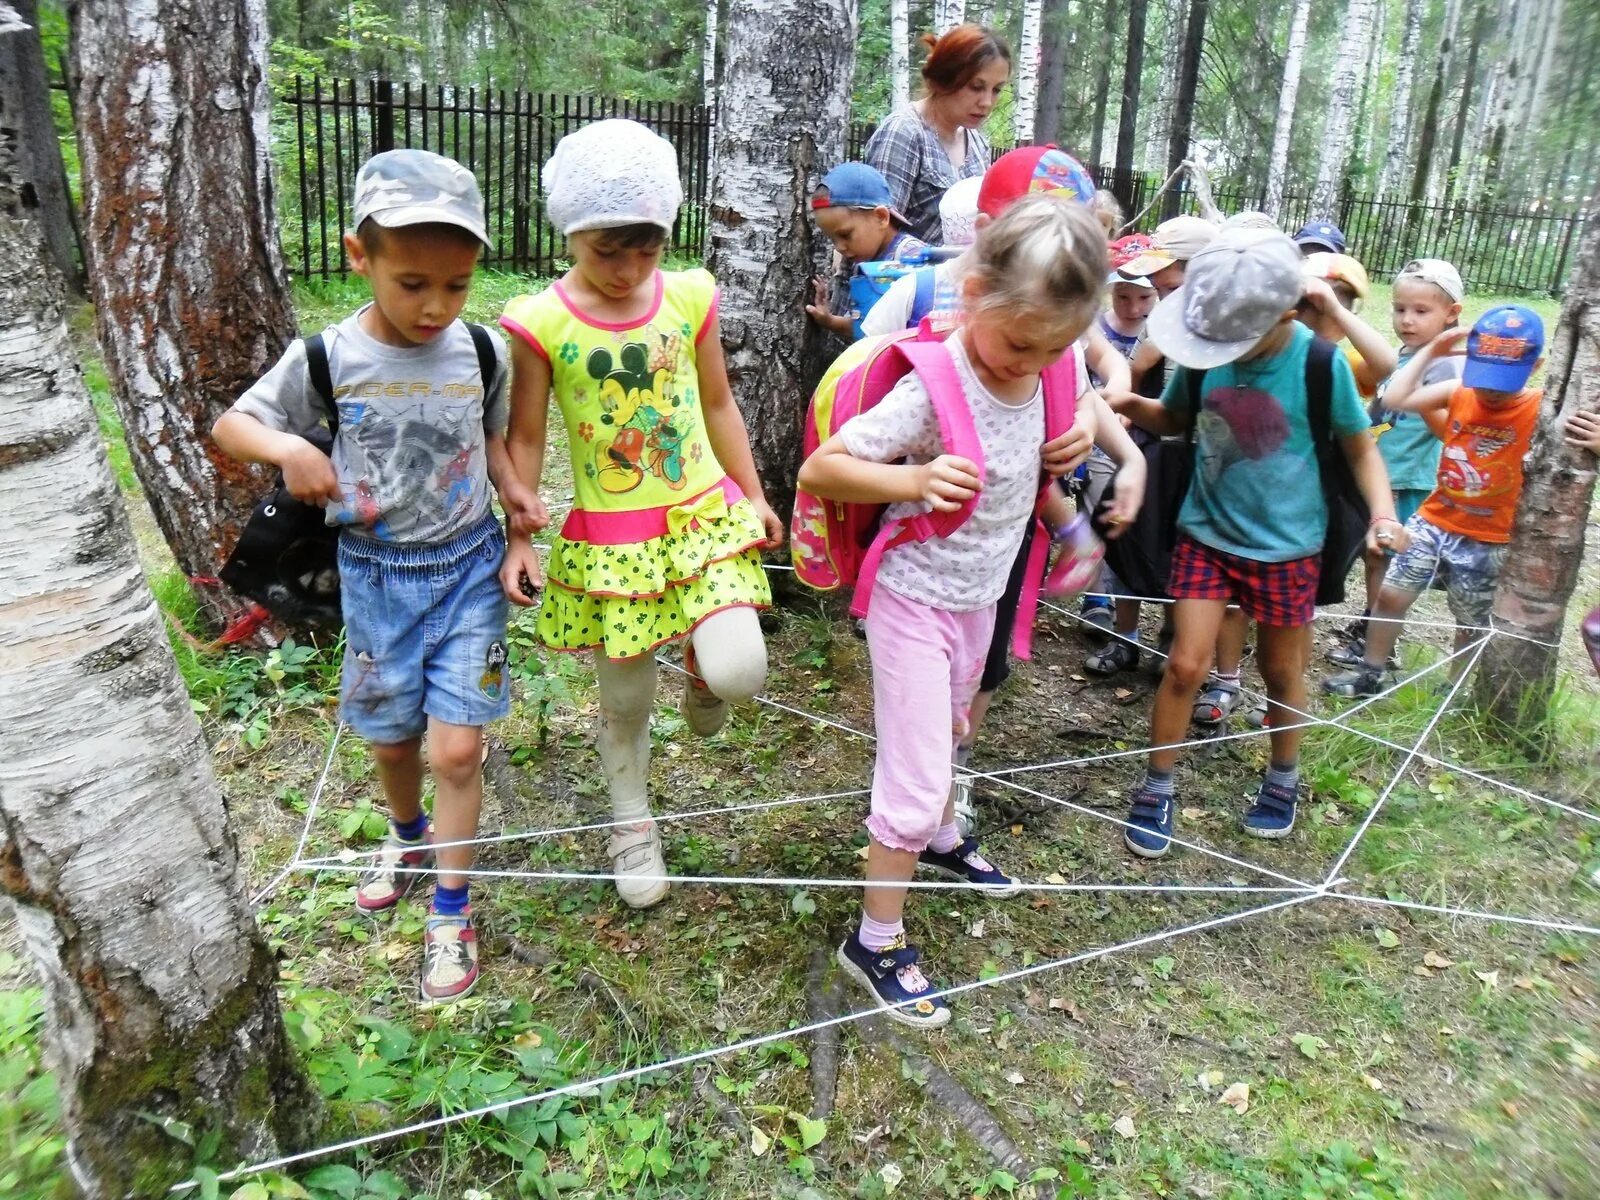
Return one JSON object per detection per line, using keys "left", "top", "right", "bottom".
{"left": 371, "top": 78, "right": 395, "bottom": 153}
{"left": 1550, "top": 209, "right": 1582, "bottom": 296}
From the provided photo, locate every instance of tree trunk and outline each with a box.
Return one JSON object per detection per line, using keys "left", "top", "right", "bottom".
{"left": 709, "top": 0, "right": 856, "bottom": 525}
{"left": 1405, "top": 0, "right": 1460, "bottom": 215}
{"left": 1161, "top": 0, "right": 1207, "bottom": 218}
{"left": 1013, "top": 0, "right": 1043, "bottom": 144}
{"left": 1112, "top": 0, "right": 1149, "bottom": 209}
{"left": 1477, "top": 0, "right": 1531, "bottom": 207}
{"left": 1033, "top": 0, "right": 1070, "bottom": 145}
{"left": 1377, "top": 0, "right": 1424, "bottom": 195}
{"left": 1524, "top": 0, "right": 1564, "bottom": 146}
{"left": 890, "top": 0, "right": 910, "bottom": 109}
{"left": 0, "top": 0, "right": 80, "bottom": 292}
{"left": 703, "top": 0, "right": 719, "bottom": 103}
{"left": 1476, "top": 213, "right": 1600, "bottom": 737}
{"left": 934, "top": 0, "right": 966, "bottom": 35}
{"left": 1442, "top": 0, "right": 1488, "bottom": 206}
{"left": 1142, "top": 0, "right": 1184, "bottom": 173}
{"left": 1088, "top": 0, "right": 1119, "bottom": 166}
{"left": 1311, "top": 0, "right": 1376, "bottom": 215}
{"left": 1264, "top": 0, "right": 1311, "bottom": 219}
{"left": 71, "top": 0, "right": 294, "bottom": 631}
{"left": 0, "top": 78, "right": 319, "bottom": 1197}
{"left": 1350, "top": 0, "right": 1386, "bottom": 189}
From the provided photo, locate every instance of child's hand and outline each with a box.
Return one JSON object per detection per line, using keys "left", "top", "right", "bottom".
{"left": 804, "top": 277, "right": 854, "bottom": 337}
{"left": 1300, "top": 277, "right": 1339, "bottom": 312}
{"left": 752, "top": 498, "right": 785, "bottom": 549}
{"left": 1564, "top": 410, "right": 1600, "bottom": 455}
{"left": 1428, "top": 328, "right": 1469, "bottom": 356}
{"left": 281, "top": 438, "right": 341, "bottom": 505}
{"left": 500, "top": 479, "right": 549, "bottom": 535}
{"left": 917, "top": 455, "right": 981, "bottom": 512}
{"left": 500, "top": 538, "right": 543, "bottom": 608}
{"left": 1101, "top": 457, "right": 1146, "bottom": 537}
{"left": 1041, "top": 423, "right": 1094, "bottom": 477}
{"left": 1367, "top": 516, "right": 1410, "bottom": 557}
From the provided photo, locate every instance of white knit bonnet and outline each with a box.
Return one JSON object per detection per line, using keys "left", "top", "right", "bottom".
{"left": 544, "top": 118, "right": 683, "bottom": 236}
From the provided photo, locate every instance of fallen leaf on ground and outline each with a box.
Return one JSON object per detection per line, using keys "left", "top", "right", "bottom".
{"left": 1374, "top": 928, "right": 1400, "bottom": 949}
{"left": 1004, "top": 1070, "right": 1026, "bottom": 1085}
{"left": 1048, "top": 997, "right": 1084, "bottom": 1021}
{"left": 1114, "top": 688, "right": 1133, "bottom": 700}
{"left": 968, "top": 919, "right": 986, "bottom": 938}
{"left": 1361, "top": 1074, "right": 1385, "bottom": 1092}
{"left": 1514, "top": 976, "right": 1537, "bottom": 991}
{"left": 1045, "top": 872, "right": 1068, "bottom": 885}
{"left": 1111, "top": 1114, "right": 1137, "bottom": 1139}
{"left": 1568, "top": 1041, "right": 1598, "bottom": 1070}
{"left": 750, "top": 1126, "right": 771, "bottom": 1157}
{"left": 1475, "top": 969, "right": 1500, "bottom": 989}
{"left": 1181, "top": 807, "right": 1206, "bottom": 821}
{"left": 1009, "top": 823, "right": 1023, "bottom": 836}
{"left": 514, "top": 1030, "right": 543, "bottom": 1049}
{"left": 1423, "top": 951, "right": 1454, "bottom": 969}
{"left": 1411, "top": 966, "right": 1435, "bottom": 978}
{"left": 1219, "top": 1082, "right": 1250, "bottom": 1113}
{"left": 1500, "top": 1100, "right": 1520, "bottom": 1119}
{"left": 1197, "top": 1069, "right": 1225, "bottom": 1091}
{"left": 878, "top": 1162, "right": 903, "bottom": 1194}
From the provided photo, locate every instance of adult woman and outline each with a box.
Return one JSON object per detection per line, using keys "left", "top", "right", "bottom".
{"left": 864, "top": 24, "right": 1011, "bottom": 245}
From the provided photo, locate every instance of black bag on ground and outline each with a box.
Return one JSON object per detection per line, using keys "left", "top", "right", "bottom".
{"left": 219, "top": 325, "right": 498, "bottom": 629}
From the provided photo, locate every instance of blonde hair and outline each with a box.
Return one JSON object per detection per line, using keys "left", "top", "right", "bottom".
{"left": 1090, "top": 188, "right": 1126, "bottom": 235}
{"left": 962, "top": 194, "right": 1108, "bottom": 334}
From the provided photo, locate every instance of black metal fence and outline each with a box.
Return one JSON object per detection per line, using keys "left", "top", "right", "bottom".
{"left": 276, "top": 79, "right": 1582, "bottom": 295}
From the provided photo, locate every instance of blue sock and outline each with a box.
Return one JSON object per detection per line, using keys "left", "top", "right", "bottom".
{"left": 431, "top": 883, "right": 470, "bottom": 916}
{"left": 392, "top": 811, "right": 429, "bottom": 842}
{"left": 1143, "top": 767, "right": 1175, "bottom": 796}
{"left": 1265, "top": 761, "right": 1300, "bottom": 791}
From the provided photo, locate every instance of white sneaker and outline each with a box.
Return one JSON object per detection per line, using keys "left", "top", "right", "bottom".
{"left": 607, "top": 823, "right": 670, "bottom": 908}
{"left": 681, "top": 647, "right": 728, "bottom": 736}
{"left": 951, "top": 772, "right": 976, "bottom": 839}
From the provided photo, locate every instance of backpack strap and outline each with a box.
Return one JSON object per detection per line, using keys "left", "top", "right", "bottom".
{"left": 302, "top": 333, "right": 339, "bottom": 434}
{"left": 1012, "top": 346, "right": 1081, "bottom": 659}
{"left": 1183, "top": 363, "right": 1206, "bottom": 445}
{"left": 466, "top": 322, "right": 501, "bottom": 429}
{"left": 1305, "top": 335, "right": 1336, "bottom": 451}
{"left": 908, "top": 266, "right": 939, "bottom": 328}
{"left": 848, "top": 339, "right": 983, "bottom": 620}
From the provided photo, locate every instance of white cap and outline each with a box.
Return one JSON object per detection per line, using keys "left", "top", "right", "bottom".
{"left": 1145, "top": 229, "right": 1304, "bottom": 369}
{"left": 939, "top": 177, "right": 982, "bottom": 247}
{"left": 545, "top": 119, "right": 683, "bottom": 236}
{"left": 1395, "top": 257, "right": 1465, "bottom": 303}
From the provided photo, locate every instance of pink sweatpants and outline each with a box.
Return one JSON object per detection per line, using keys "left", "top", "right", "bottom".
{"left": 864, "top": 586, "right": 998, "bottom": 853}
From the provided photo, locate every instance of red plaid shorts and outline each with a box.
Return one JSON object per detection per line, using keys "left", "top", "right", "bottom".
{"left": 1167, "top": 535, "right": 1320, "bottom": 628}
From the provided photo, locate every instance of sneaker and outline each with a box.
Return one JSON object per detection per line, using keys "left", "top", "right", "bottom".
{"left": 355, "top": 828, "right": 433, "bottom": 914}
{"left": 836, "top": 932, "right": 951, "bottom": 1030}
{"left": 1322, "top": 664, "right": 1393, "bottom": 698}
{"left": 951, "top": 772, "right": 977, "bottom": 839}
{"left": 607, "top": 823, "right": 670, "bottom": 909}
{"left": 1328, "top": 636, "right": 1399, "bottom": 669}
{"left": 1243, "top": 778, "right": 1298, "bottom": 839}
{"left": 1339, "top": 615, "right": 1369, "bottom": 641}
{"left": 1085, "top": 638, "right": 1140, "bottom": 676}
{"left": 918, "top": 836, "right": 1020, "bottom": 898}
{"left": 681, "top": 645, "right": 728, "bottom": 736}
{"left": 419, "top": 909, "right": 480, "bottom": 1005}
{"left": 1123, "top": 786, "right": 1175, "bottom": 859}
{"left": 1080, "top": 601, "right": 1114, "bottom": 642}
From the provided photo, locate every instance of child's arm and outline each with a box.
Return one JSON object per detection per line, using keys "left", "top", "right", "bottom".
{"left": 503, "top": 338, "right": 554, "bottom": 536}
{"left": 1338, "top": 431, "right": 1410, "bottom": 556}
{"left": 1128, "top": 339, "right": 1162, "bottom": 390}
{"left": 486, "top": 432, "right": 548, "bottom": 535}
{"left": 804, "top": 276, "right": 855, "bottom": 338}
{"left": 1302, "top": 278, "right": 1398, "bottom": 388}
{"left": 1088, "top": 392, "right": 1147, "bottom": 534}
{"left": 1384, "top": 328, "right": 1465, "bottom": 411}
{"left": 696, "top": 316, "right": 785, "bottom": 548}
{"left": 213, "top": 410, "right": 341, "bottom": 505}
{"left": 1564, "top": 409, "right": 1600, "bottom": 455}
{"left": 1103, "top": 388, "right": 1189, "bottom": 437}
{"left": 799, "top": 434, "right": 980, "bottom": 511}
{"left": 1083, "top": 326, "right": 1132, "bottom": 395}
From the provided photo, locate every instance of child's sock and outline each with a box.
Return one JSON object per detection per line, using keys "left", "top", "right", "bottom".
{"left": 929, "top": 821, "right": 962, "bottom": 853}
{"left": 1142, "top": 766, "right": 1175, "bottom": 796}
{"left": 392, "top": 811, "right": 429, "bottom": 842}
{"left": 431, "top": 882, "right": 470, "bottom": 916}
{"left": 858, "top": 912, "right": 904, "bottom": 951}
{"left": 1215, "top": 669, "right": 1241, "bottom": 686}
{"left": 612, "top": 793, "right": 653, "bottom": 827}
{"left": 1265, "top": 761, "right": 1300, "bottom": 792}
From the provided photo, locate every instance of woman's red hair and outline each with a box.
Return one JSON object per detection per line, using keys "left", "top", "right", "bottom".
{"left": 919, "top": 24, "right": 1012, "bottom": 96}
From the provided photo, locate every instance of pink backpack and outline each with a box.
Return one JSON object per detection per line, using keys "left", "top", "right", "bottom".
{"left": 790, "top": 322, "right": 1078, "bottom": 659}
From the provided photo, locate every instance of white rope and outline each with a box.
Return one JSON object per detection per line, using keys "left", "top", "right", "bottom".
{"left": 178, "top": 890, "right": 1321, "bottom": 1191}
{"left": 250, "top": 719, "right": 345, "bottom": 907}
{"left": 1330, "top": 889, "right": 1600, "bottom": 938}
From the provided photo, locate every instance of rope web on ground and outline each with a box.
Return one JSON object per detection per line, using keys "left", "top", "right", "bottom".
{"left": 206, "top": 587, "right": 1600, "bottom": 1190}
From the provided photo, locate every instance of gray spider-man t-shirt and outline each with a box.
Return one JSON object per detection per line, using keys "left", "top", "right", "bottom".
{"left": 232, "top": 308, "right": 509, "bottom": 545}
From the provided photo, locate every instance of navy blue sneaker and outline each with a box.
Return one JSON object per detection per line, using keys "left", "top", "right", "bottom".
{"left": 1243, "top": 777, "right": 1298, "bottom": 839}
{"left": 837, "top": 933, "right": 951, "bottom": 1030}
{"left": 918, "top": 836, "right": 1021, "bottom": 898}
{"left": 1124, "top": 786, "right": 1175, "bottom": 858}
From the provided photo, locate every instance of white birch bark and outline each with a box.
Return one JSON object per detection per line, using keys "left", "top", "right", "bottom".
{"left": 1265, "top": 0, "right": 1312, "bottom": 218}
{"left": 1378, "top": 0, "right": 1424, "bottom": 194}
{"left": 1014, "top": 0, "right": 1044, "bottom": 144}
{"left": 0, "top": 90, "right": 317, "bottom": 1196}
{"left": 1311, "top": 0, "right": 1378, "bottom": 215}
{"left": 1416, "top": 0, "right": 1463, "bottom": 204}
{"left": 1525, "top": 0, "right": 1564, "bottom": 137}
{"left": 1143, "top": 0, "right": 1185, "bottom": 172}
{"left": 934, "top": 0, "right": 966, "bottom": 34}
{"left": 890, "top": 0, "right": 910, "bottom": 109}
{"left": 704, "top": 0, "right": 719, "bottom": 102}
{"left": 709, "top": 0, "right": 857, "bottom": 522}
{"left": 1354, "top": 0, "right": 1387, "bottom": 179}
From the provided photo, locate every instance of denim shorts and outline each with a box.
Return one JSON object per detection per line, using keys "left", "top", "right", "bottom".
{"left": 337, "top": 513, "right": 511, "bottom": 743}
{"left": 1384, "top": 514, "right": 1506, "bottom": 627}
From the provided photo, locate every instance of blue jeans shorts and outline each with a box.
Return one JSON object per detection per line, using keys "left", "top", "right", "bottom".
{"left": 338, "top": 514, "right": 511, "bottom": 744}
{"left": 1384, "top": 515, "right": 1507, "bottom": 628}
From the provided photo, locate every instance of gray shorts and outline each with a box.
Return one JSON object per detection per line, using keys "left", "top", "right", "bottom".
{"left": 1384, "top": 515, "right": 1506, "bottom": 628}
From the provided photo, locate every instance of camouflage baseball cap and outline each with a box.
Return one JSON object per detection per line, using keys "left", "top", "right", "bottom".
{"left": 353, "top": 149, "right": 490, "bottom": 247}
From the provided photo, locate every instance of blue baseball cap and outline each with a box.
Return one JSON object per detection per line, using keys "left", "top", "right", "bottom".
{"left": 1463, "top": 305, "right": 1544, "bottom": 392}
{"left": 813, "top": 163, "right": 907, "bottom": 225}
{"left": 1293, "top": 220, "right": 1346, "bottom": 254}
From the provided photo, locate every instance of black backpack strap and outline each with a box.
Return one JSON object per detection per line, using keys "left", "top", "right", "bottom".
{"left": 1305, "top": 336, "right": 1336, "bottom": 453}
{"left": 1183, "top": 365, "right": 1206, "bottom": 444}
{"left": 466, "top": 322, "right": 499, "bottom": 427}
{"left": 302, "top": 333, "right": 338, "bottom": 435}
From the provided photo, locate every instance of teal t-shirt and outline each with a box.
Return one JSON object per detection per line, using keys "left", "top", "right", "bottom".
{"left": 1373, "top": 347, "right": 1463, "bottom": 491}
{"left": 1161, "top": 324, "right": 1369, "bottom": 563}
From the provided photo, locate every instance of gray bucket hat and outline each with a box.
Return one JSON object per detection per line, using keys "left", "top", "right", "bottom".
{"left": 1145, "top": 228, "right": 1304, "bottom": 369}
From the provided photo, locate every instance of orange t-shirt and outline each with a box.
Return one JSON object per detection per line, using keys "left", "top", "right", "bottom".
{"left": 1418, "top": 385, "right": 1542, "bottom": 543}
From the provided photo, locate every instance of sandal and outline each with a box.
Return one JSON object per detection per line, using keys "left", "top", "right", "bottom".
{"left": 1085, "top": 638, "right": 1140, "bottom": 676}
{"left": 1191, "top": 676, "right": 1241, "bottom": 728}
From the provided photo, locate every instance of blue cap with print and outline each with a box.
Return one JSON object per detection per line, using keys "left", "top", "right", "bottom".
{"left": 1463, "top": 305, "right": 1544, "bottom": 392}
{"left": 1293, "top": 220, "right": 1346, "bottom": 254}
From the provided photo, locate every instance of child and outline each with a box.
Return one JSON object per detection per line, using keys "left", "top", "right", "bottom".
{"left": 1328, "top": 258, "right": 1465, "bottom": 668}
{"left": 1091, "top": 188, "right": 1127, "bottom": 239}
{"left": 213, "top": 149, "right": 534, "bottom": 1005}
{"left": 1293, "top": 220, "right": 1346, "bottom": 255}
{"left": 805, "top": 162, "right": 930, "bottom": 338}
{"left": 797, "top": 196, "right": 1109, "bottom": 1028}
{"left": 498, "top": 119, "right": 783, "bottom": 908}
{"left": 1324, "top": 308, "right": 1545, "bottom": 697}
{"left": 1108, "top": 228, "right": 1406, "bottom": 854}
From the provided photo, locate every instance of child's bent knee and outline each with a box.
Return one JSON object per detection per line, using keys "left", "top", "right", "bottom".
{"left": 698, "top": 647, "right": 767, "bottom": 704}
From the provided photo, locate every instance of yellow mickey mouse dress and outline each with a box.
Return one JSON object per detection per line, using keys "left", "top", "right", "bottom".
{"left": 501, "top": 268, "right": 770, "bottom": 660}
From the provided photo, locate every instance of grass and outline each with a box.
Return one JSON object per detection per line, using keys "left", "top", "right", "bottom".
{"left": 3, "top": 275, "right": 1598, "bottom": 1199}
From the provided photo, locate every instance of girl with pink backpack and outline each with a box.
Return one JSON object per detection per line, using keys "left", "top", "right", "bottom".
{"left": 796, "top": 195, "right": 1127, "bottom": 1029}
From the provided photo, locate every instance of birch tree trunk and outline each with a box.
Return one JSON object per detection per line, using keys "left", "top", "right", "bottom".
{"left": 1525, "top": 0, "right": 1565, "bottom": 140}
{"left": 1442, "top": 0, "right": 1489, "bottom": 206}
{"left": 1311, "top": 0, "right": 1377, "bottom": 216}
{"left": 890, "top": 0, "right": 910, "bottom": 110}
{"left": 1033, "top": 0, "right": 1071, "bottom": 146}
{"left": 71, "top": 0, "right": 294, "bottom": 632}
{"left": 703, "top": 0, "right": 719, "bottom": 104}
{"left": 1142, "top": 0, "right": 1184, "bottom": 173}
{"left": 1112, "top": 0, "right": 1150, "bottom": 208}
{"left": 1264, "top": 0, "right": 1311, "bottom": 219}
{"left": 1351, "top": 0, "right": 1386, "bottom": 186}
{"left": 1013, "top": 0, "right": 1043, "bottom": 144}
{"left": 1477, "top": 214, "right": 1600, "bottom": 737}
{"left": 0, "top": 76, "right": 319, "bottom": 1196}
{"left": 1406, "top": 0, "right": 1461, "bottom": 213}
{"left": 0, "top": 0, "right": 79, "bottom": 292}
{"left": 934, "top": 0, "right": 966, "bottom": 35}
{"left": 1377, "top": 0, "right": 1424, "bottom": 195}
{"left": 1162, "top": 0, "right": 1207, "bottom": 218}
{"left": 709, "top": 0, "right": 856, "bottom": 524}
{"left": 1088, "top": 0, "right": 1120, "bottom": 166}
